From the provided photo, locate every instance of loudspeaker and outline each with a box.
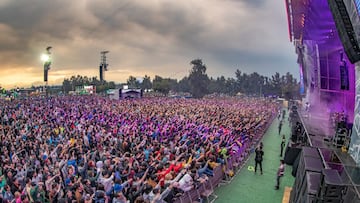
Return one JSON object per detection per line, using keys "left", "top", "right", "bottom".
{"left": 328, "top": 0, "right": 360, "bottom": 64}
{"left": 340, "top": 65, "right": 349, "bottom": 90}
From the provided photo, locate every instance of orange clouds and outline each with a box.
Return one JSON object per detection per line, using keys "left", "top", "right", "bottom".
{"left": 0, "top": 0, "right": 298, "bottom": 89}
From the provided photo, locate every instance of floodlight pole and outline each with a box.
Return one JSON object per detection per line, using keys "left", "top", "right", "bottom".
{"left": 43, "top": 46, "right": 52, "bottom": 96}
{"left": 100, "top": 51, "right": 109, "bottom": 82}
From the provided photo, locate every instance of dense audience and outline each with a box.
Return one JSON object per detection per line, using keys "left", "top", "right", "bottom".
{"left": 0, "top": 96, "right": 279, "bottom": 203}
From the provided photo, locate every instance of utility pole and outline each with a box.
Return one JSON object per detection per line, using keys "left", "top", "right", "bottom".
{"left": 99, "top": 51, "right": 109, "bottom": 82}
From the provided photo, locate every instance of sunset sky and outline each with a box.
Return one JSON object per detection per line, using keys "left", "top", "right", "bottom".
{"left": 0, "top": 0, "right": 298, "bottom": 89}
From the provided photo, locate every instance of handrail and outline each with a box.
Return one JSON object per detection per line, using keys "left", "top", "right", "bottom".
{"left": 316, "top": 147, "right": 329, "bottom": 170}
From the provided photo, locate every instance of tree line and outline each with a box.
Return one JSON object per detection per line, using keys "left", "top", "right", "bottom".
{"left": 61, "top": 59, "right": 300, "bottom": 99}
{"left": 62, "top": 75, "right": 116, "bottom": 93}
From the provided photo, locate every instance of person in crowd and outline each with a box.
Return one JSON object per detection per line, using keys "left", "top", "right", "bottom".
{"left": 275, "top": 160, "right": 285, "bottom": 190}
{"left": 0, "top": 96, "right": 279, "bottom": 202}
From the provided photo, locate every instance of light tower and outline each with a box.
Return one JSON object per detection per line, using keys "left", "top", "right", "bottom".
{"left": 41, "top": 46, "right": 52, "bottom": 95}
{"left": 99, "top": 51, "right": 109, "bottom": 82}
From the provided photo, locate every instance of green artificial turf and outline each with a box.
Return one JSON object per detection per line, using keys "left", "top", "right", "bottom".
{"left": 214, "top": 110, "right": 295, "bottom": 203}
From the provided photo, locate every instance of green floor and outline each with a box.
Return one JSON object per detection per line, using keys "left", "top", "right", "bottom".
{"left": 215, "top": 111, "right": 295, "bottom": 203}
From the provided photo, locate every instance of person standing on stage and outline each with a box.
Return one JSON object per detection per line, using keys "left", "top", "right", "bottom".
{"left": 275, "top": 160, "right": 285, "bottom": 190}
{"left": 280, "top": 135, "right": 286, "bottom": 157}
{"left": 254, "top": 145, "right": 264, "bottom": 175}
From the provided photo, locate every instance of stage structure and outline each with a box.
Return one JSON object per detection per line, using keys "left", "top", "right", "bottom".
{"left": 285, "top": 0, "right": 360, "bottom": 202}
{"left": 108, "top": 88, "right": 143, "bottom": 100}
{"left": 75, "top": 85, "right": 96, "bottom": 95}
{"left": 343, "top": 0, "right": 360, "bottom": 169}
{"left": 286, "top": 0, "right": 360, "bottom": 153}
{"left": 99, "top": 51, "right": 109, "bottom": 82}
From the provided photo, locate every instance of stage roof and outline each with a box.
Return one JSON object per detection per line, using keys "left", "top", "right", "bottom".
{"left": 286, "top": 0, "right": 358, "bottom": 62}
{"left": 286, "top": 0, "right": 339, "bottom": 47}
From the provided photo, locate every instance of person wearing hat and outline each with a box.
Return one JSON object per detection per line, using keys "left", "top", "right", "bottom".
{"left": 108, "top": 177, "right": 132, "bottom": 200}
{"left": 113, "top": 183, "right": 123, "bottom": 194}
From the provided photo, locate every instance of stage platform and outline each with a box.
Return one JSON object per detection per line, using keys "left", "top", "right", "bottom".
{"left": 286, "top": 110, "right": 360, "bottom": 202}
{"left": 298, "top": 110, "right": 358, "bottom": 169}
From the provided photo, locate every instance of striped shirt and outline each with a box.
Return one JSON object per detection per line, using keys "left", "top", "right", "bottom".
{"left": 278, "top": 163, "right": 285, "bottom": 176}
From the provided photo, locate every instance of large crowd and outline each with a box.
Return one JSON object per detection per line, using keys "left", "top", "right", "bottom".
{"left": 0, "top": 96, "right": 279, "bottom": 203}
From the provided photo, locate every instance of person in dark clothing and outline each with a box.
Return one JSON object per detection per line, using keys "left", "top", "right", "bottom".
{"left": 280, "top": 135, "right": 286, "bottom": 157}
{"left": 278, "top": 121, "right": 282, "bottom": 135}
{"left": 254, "top": 145, "right": 264, "bottom": 175}
{"left": 275, "top": 160, "right": 285, "bottom": 190}
{"left": 282, "top": 110, "right": 286, "bottom": 119}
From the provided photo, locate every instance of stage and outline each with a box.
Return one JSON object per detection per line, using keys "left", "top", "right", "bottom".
{"left": 284, "top": 109, "right": 360, "bottom": 201}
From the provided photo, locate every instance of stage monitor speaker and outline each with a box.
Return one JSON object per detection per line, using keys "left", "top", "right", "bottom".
{"left": 340, "top": 65, "right": 349, "bottom": 90}
{"left": 328, "top": 0, "right": 360, "bottom": 64}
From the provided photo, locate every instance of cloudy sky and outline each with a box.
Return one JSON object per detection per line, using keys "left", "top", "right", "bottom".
{"left": 0, "top": 0, "right": 298, "bottom": 88}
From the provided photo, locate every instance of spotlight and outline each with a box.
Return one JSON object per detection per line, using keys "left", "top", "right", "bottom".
{"left": 41, "top": 54, "right": 50, "bottom": 62}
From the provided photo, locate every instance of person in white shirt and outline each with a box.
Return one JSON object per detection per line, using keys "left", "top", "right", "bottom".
{"left": 177, "top": 173, "right": 193, "bottom": 192}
